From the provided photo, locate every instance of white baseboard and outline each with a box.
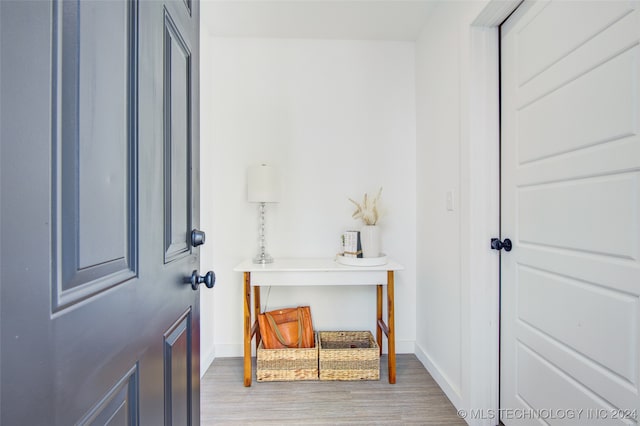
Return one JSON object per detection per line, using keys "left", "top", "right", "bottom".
{"left": 212, "top": 339, "right": 416, "bottom": 359}
{"left": 414, "top": 342, "right": 463, "bottom": 411}
{"left": 200, "top": 346, "right": 216, "bottom": 378}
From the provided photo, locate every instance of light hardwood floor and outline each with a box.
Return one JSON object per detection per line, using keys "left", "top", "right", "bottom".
{"left": 201, "top": 354, "right": 466, "bottom": 425}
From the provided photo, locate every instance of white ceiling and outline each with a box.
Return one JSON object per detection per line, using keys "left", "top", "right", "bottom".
{"left": 201, "top": 1, "right": 437, "bottom": 41}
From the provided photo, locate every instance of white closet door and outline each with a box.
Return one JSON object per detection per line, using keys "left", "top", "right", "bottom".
{"left": 501, "top": 1, "right": 640, "bottom": 424}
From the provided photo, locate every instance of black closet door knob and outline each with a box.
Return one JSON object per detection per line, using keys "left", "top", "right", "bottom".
{"left": 491, "top": 238, "right": 512, "bottom": 252}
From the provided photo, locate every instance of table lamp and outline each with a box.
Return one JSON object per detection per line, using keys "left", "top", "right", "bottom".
{"left": 247, "top": 164, "right": 280, "bottom": 264}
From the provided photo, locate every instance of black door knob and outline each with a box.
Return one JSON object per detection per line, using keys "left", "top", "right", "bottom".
{"left": 191, "top": 229, "right": 206, "bottom": 247}
{"left": 188, "top": 270, "right": 216, "bottom": 290}
{"left": 491, "top": 238, "right": 512, "bottom": 252}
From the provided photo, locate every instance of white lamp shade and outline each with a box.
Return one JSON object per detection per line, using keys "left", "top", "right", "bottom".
{"left": 247, "top": 164, "right": 280, "bottom": 203}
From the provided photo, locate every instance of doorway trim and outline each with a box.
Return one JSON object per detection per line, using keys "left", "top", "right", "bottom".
{"left": 463, "top": 1, "right": 520, "bottom": 424}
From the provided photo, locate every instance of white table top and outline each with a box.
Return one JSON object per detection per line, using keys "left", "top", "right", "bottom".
{"left": 233, "top": 257, "right": 404, "bottom": 273}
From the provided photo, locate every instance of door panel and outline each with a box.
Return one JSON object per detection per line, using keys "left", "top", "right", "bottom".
{"left": 163, "top": 9, "right": 193, "bottom": 264}
{"left": 164, "top": 309, "right": 193, "bottom": 426}
{"left": 501, "top": 1, "right": 640, "bottom": 423}
{"left": 77, "top": 365, "right": 139, "bottom": 426}
{"left": 0, "top": 0, "right": 202, "bottom": 424}
{"left": 518, "top": 174, "right": 638, "bottom": 258}
{"left": 518, "top": 49, "right": 636, "bottom": 165}
{"left": 515, "top": 343, "right": 619, "bottom": 422}
{"left": 75, "top": 0, "right": 131, "bottom": 270}
{"left": 54, "top": 0, "right": 137, "bottom": 309}
{"left": 518, "top": 265, "right": 636, "bottom": 380}
{"left": 516, "top": 1, "right": 633, "bottom": 86}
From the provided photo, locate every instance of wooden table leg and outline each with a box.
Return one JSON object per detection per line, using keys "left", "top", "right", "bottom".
{"left": 387, "top": 271, "right": 396, "bottom": 384}
{"left": 376, "top": 285, "right": 383, "bottom": 356}
{"left": 254, "top": 286, "right": 261, "bottom": 353}
{"left": 243, "top": 272, "right": 252, "bottom": 387}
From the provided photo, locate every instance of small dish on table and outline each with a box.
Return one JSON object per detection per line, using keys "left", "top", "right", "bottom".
{"left": 335, "top": 253, "right": 387, "bottom": 267}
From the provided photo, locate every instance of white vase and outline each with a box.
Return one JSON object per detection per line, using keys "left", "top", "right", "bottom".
{"left": 360, "top": 225, "right": 381, "bottom": 258}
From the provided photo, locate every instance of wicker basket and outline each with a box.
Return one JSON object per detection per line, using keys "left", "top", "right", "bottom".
{"left": 318, "top": 331, "right": 380, "bottom": 381}
{"left": 256, "top": 333, "right": 319, "bottom": 382}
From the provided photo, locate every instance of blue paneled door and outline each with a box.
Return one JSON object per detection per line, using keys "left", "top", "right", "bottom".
{"left": 0, "top": 0, "right": 207, "bottom": 424}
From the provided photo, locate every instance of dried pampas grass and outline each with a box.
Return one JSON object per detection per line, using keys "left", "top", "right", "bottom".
{"left": 349, "top": 187, "right": 383, "bottom": 226}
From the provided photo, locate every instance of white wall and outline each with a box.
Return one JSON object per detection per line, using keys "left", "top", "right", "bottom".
{"left": 199, "top": 28, "right": 217, "bottom": 374}
{"left": 414, "top": 0, "right": 491, "bottom": 411}
{"left": 200, "top": 36, "right": 417, "bottom": 365}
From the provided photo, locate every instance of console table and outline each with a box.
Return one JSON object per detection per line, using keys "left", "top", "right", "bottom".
{"left": 233, "top": 257, "right": 404, "bottom": 386}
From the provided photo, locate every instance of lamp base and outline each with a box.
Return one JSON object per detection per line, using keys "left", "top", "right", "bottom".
{"left": 253, "top": 253, "right": 274, "bottom": 264}
{"left": 253, "top": 201, "right": 274, "bottom": 264}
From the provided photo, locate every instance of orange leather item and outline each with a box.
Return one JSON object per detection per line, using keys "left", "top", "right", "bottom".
{"left": 258, "top": 306, "right": 314, "bottom": 349}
